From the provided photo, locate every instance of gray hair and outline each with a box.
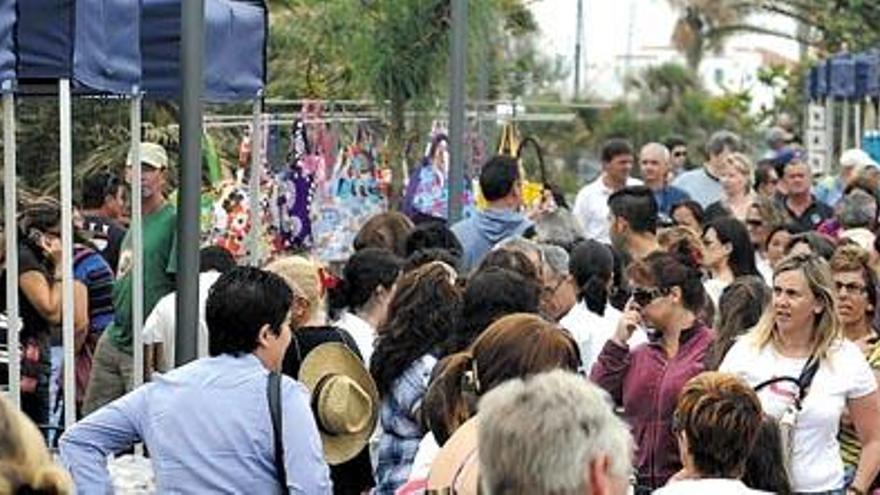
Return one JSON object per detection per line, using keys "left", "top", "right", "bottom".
{"left": 839, "top": 190, "right": 878, "bottom": 229}
{"left": 640, "top": 142, "right": 671, "bottom": 163}
{"left": 539, "top": 243, "right": 569, "bottom": 277}
{"left": 478, "top": 370, "right": 634, "bottom": 495}
{"left": 495, "top": 236, "right": 542, "bottom": 258}
{"left": 533, "top": 209, "right": 584, "bottom": 249}
{"left": 706, "top": 130, "right": 743, "bottom": 157}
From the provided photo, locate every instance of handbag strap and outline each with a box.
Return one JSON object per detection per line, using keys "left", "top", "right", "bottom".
{"left": 267, "top": 372, "right": 288, "bottom": 493}
{"left": 753, "top": 355, "right": 820, "bottom": 410}
{"left": 516, "top": 136, "right": 548, "bottom": 185}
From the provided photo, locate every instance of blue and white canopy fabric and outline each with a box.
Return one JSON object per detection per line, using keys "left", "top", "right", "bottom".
{"left": 16, "top": 0, "right": 141, "bottom": 94}
{"left": 141, "top": 0, "right": 267, "bottom": 102}
{"left": 0, "top": 0, "right": 13, "bottom": 89}
{"left": 8, "top": 0, "right": 266, "bottom": 100}
{"left": 809, "top": 49, "right": 880, "bottom": 101}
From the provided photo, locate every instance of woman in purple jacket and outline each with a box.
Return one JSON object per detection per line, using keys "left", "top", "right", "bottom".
{"left": 591, "top": 246, "right": 714, "bottom": 493}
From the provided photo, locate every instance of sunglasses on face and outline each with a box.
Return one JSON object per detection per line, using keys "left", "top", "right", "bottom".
{"left": 673, "top": 151, "right": 687, "bottom": 158}
{"left": 745, "top": 219, "right": 764, "bottom": 228}
{"left": 630, "top": 286, "right": 668, "bottom": 306}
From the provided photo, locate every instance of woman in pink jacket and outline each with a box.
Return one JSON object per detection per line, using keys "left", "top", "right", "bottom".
{"left": 591, "top": 245, "right": 714, "bottom": 493}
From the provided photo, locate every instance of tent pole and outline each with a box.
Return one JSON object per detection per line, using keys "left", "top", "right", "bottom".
{"left": 176, "top": 0, "right": 204, "bottom": 366}
{"left": 59, "top": 79, "right": 75, "bottom": 429}
{"left": 3, "top": 91, "right": 19, "bottom": 408}
{"left": 841, "top": 100, "right": 850, "bottom": 152}
{"left": 447, "top": 0, "right": 468, "bottom": 223}
{"left": 826, "top": 98, "right": 835, "bottom": 175}
{"left": 856, "top": 100, "right": 863, "bottom": 149}
{"left": 130, "top": 90, "right": 143, "bottom": 388}
{"left": 247, "top": 94, "right": 262, "bottom": 267}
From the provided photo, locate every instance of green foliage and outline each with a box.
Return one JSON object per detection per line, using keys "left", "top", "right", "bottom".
{"left": 589, "top": 63, "right": 760, "bottom": 165}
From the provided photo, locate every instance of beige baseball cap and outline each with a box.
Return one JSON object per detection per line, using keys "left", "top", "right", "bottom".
{"left": 126, "top": 142, "right": 168, "bottom": 169}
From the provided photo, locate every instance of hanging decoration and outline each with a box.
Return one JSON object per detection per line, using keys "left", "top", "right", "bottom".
{"left": 312, "top": 124, "right": 389, "bottom": 261}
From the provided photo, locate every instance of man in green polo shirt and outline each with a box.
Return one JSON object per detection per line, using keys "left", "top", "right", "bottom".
{"left": 83, "top": 142, "right": 177, "bottom": 415}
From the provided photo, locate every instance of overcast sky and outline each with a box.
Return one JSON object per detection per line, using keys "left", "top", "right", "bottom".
{"left": 530, "top": 0, "right": 801, "bottom": 96}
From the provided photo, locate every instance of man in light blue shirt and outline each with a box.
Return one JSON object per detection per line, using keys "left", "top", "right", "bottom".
{"left": 673, "top": 130, "right": 742, "bottom": 208}
{"left": 60, "top": 267, "right": 332, "bottom": 494}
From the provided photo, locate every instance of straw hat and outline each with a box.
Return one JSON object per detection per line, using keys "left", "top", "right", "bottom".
{"left": 298, "top": 342, "right": 379, "bottom": 465}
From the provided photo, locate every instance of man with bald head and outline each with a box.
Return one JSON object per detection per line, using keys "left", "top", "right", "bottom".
{"left": 640, "top": 142, "right": 690, "bottom": 218}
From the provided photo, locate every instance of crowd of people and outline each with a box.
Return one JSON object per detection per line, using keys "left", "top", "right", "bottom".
{"left": 3, "top": 128, "right": 880, "bottom": 495}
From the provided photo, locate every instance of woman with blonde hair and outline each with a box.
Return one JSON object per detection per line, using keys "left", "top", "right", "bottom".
{"left": 706, "top": 152, "right": 755, "bottom": 222}
{"left": 720, "top": 253, "right": 880, "bottom": 494}
{"left": 0, "top": 395, "right": 73, "bottom": 494}
{"left": 264, "top": 255, "right": 329, "bottom": 328}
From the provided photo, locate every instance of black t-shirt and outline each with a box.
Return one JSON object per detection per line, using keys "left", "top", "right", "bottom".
{"left": 82, "top": 214, "right": 127, "bottom": 273}
{"left": 282, "top": 326, "right": 375, "bottom": 494}
{"left": 0, "top": 241, "right": 54, "bottom": 341}
{"left": 782, "top": 196, "right": 835, "bottom": 231}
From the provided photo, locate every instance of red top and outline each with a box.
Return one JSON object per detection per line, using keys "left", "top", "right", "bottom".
{"left": 590, "top": 322, "right": 714, "bottom": 490}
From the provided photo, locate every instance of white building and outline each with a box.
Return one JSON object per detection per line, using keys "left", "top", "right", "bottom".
{"left": 531, "top": 0, "right": 800, "bottom": 112}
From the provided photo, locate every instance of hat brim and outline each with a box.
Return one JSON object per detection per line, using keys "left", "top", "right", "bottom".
{"left": 299, "top": 342, "right": 379, "bottom": 465}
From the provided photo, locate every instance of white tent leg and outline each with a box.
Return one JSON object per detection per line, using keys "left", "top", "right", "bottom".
{"left": 856, "top": 100, "right": 862, "bottom": 149}
{"left": 59, "top": 79, "right": 76, "bottom": 429}
{"left": 841, "top": 100, "right": 850, "bottom": 152}
{"left": 3, "top": 91, "right": 19, "bottom": 407}
{"left": 130, "top": 90, "right": 143, "bottom": 388}
{"left": 247, "top": 94, "right": 262, "bottom": 267}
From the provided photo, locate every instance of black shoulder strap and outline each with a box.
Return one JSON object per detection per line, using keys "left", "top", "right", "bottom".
{"left": 267, "top": 372, "right": 288, "bottom": 493}
{"left": 753, "top": 356, "right": 820, "bottom": 410}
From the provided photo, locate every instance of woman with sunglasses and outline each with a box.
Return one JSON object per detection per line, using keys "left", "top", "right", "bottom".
{"left": 745, "top": 197, "right": 788, "bottom": 282}
{"left": 591, "top": 246, "right": 714, "bottom": 493}
{"left": 720, "top": 254, "right": 880, "bottom": 495}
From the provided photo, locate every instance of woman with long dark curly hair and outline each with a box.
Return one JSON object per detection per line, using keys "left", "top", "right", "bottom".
{"left": 370, "top": 261, "right": 462, "bottom": 495}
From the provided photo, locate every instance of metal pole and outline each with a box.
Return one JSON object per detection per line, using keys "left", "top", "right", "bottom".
{"left": 130, "top": 91, "right": 143, "bottom": 388}
{"left": 826, "top": 98, "right": 835, "bottom": 175}
{"left": 841, "top": 100, "right": 850, "bottom": 152}
{"left": 447, "top": 0, "right": 467, "bottom": 223}
{"left": 59, "top": 79, "right": 75, "bottom": 428}
{"left": 574, "top": 0, "right": 583, "bottom": 99}
{"left": 3, "top": 91, "right": 19, "bottom": 407}
{"left": 856, "top": 100, "right": 862, "bottom": 149}
{"left": 176, "top": 0, "right": 204, "bottom": 366}
{"left": 247, "top": 95, "right": 263, "bottom": 267}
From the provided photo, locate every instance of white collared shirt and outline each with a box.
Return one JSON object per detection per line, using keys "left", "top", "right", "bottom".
{"left": 655, "top": 478, "right": 771, "bottom": 494}
{"left": 572, "top": 175, "right": 642, "bottom": 244}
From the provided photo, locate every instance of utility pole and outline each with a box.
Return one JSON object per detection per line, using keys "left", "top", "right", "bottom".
{"left": 574, "top": 0, "right": 584, "bottom": 99}
{"left": 447, "top": 0, "right": 467, "bottom": 223}
{"left": 623, "top": 0, "right": 636, "bottom": 98}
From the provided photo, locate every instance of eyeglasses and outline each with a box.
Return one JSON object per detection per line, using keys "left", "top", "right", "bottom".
{"left": 673, "top": 151, "right": 687, "bottom": 158}
{"left": 745, "top": 219, "right": 764, "bottom": 228}
{"left": 835, "top": 281, "right": 867, "bottom": 295}
{"left": 541, "top": 277, "right": 567, "bottom": 299}
{"left": 631, "top": 286, "right": 668, "bottom": 306}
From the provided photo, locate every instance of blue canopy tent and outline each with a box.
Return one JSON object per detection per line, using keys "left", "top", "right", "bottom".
{"left": 7, "top": 0, "right": 143, "bottom": 430}
{"left": 141, "top": 0, "right": 267, "bottom": 102}
{"left": 6, "top": 0, "right": 269, "bottom": 425}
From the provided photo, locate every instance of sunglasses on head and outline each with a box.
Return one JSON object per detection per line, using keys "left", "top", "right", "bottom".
{"left": 630, "top": 286, "right": 668, "bottom": 306}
